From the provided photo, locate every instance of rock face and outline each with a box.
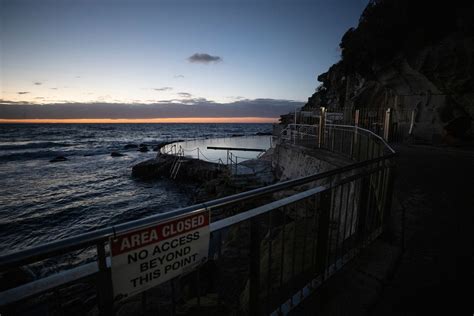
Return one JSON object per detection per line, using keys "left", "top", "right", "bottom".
{"left": 110, "top": 151, "right": 125, "bottom": 157}
{"left": 131, "top": 153, "right": 230, "bottom": 181}
{"left": 131, "top": 155, "right": 173, "bottom": 179}
{"left": 123, "top": 144, "right": 138, "bottom": 149}
{"left": 302, "top": 0, "right": 474, "bottom": 143}
{"left": 138, "top": 144, "right": 149, "bottom": 152}
{"left": 50, "top": 156, "right": 67, "bottom": 163}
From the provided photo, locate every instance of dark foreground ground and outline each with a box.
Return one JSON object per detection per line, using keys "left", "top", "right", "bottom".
{"left": 292, "top": 144, "right": 474, "bottom": 315}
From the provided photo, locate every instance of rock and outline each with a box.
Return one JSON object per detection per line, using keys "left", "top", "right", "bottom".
{"left": 255, "top": 132, "right": 271, "bottom": 136}
{"left": 138, "top": 144, "right": 149, "bottom": 152}
{"left": 132, "top": 157, "right": 173, "bottom": 179}
{"left": 50, "top": 156, "right": 67, "bottom": 163}
{"left": 123, "top": 144, "right": 138, "bottom": 149}
{"left": 138, "top": 147, "right": 149, "bottom": 152}
{"left": 296, "top": 0, "right": 474, "bottom": 143}
{"left": 111, "top": 151, "right": 125, "bottom": 157}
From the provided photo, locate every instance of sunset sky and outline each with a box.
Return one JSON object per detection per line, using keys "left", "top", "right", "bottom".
{"left": 0, "top": 0, "right": 367, "bottom": 122}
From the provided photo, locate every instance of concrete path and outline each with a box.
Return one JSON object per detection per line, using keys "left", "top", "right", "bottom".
{"left": 291, "top": 144, "right": 474, "bottom": 315}
{"left": 369, "top": 144, "right": 474, "bottom": 315}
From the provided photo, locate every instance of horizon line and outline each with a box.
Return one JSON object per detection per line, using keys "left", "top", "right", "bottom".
{"left": 0, "top": 117, "right": 279, "bottom": 124}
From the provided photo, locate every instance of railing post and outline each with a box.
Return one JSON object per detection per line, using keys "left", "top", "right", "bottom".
{"left": 314, "top": 189, "right": 331, "bottom": 278}
{"left": 290, "top": 123, "right": 297, "bottom": 144}
{"left": 383, "top": 108, "right": 392, "bottom": 142}
{"left": 382, "top": 163, "right": 396, "bottom": 239}
{"left": 318, "top": 107, "right": 326, "bottom": 148}
{"left": 356, "top": 177, "right": 370, "bottom": 245}
{"left": 248, "top": 218, "right": 261, "bottom": 316}
{"left": 408, "top": 109, "right": 415, "bottom": 138}
{"left": 351, "top": 110, "right": 360, "bottom": 160}
{"left": 96, "top": 241, "right": 114, "bottom": 316}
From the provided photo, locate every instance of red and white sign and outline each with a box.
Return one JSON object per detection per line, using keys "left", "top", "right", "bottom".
{"left": 109, "top": 210, "right": 210, "bottom": 300}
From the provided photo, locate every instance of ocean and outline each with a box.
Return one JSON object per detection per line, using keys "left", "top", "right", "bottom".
{"left": 0, "top": 123, "right": 272, "bottom": 259}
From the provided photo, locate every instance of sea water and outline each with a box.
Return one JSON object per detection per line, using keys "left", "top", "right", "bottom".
{"left": 0, "top": 123, "right": 272, "bottom": 258}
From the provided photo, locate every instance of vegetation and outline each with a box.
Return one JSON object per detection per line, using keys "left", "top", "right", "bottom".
{"left": 339, "top": 0, "right": 474, "bottom": 76}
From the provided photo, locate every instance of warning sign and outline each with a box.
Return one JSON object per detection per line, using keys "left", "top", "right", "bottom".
{"left": 110, "top": 210, "right": 210, "bottom": 300}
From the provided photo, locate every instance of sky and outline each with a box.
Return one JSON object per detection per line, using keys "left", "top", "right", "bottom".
{"left": 0, "top": 0, "right": 367, "bottom": 122}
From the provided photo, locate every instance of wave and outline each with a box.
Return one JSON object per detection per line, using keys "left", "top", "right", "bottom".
{"left": 0, "top": 150, "right": 66, "bottom": 161}
{"left": 0, "top": 141, "right": 74, "bottom": 151}
{"left": 0, "top": 146, "right": 138, "bottom": 161}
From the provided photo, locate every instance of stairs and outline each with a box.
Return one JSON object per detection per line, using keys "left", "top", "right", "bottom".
{"left": 170, "top": 156, "right": 183, "bottom": 179}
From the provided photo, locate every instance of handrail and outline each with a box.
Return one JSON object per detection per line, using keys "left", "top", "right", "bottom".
{"left": 0, "top": 148, "right": 395, "bottom": 270}
{"left": 279, "top": 123, "right": 395, "bottom": 155}
{"left": 163, "top": 144, "right": 240, "bottom": 169}
{"left": 327, "top": 124, "right": 395, "bottom": 154}
{"left": 170, "top": 146, "right": 185, "bottom": 179}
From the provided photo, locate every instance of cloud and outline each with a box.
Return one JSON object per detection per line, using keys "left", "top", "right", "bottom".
{"left": 174, "top": 75, "right": 185, "bottom": 79}
{"left": 0, "top": 99, "right": 30, "bottom": 105}
{"left": 227, "top": 96, "right": 245, "bottom": 100}
{"left": 33, "top": 82, "right": 42, "bottom": 86}
{"left": 0, "top": 98, "right": 302, "bottom": 119}
{"left": 177, "top": 92, "right": 192, "bottom": 98}
{"left": 17, "top": 91, "right": 30, "bottom": 95}
{"left": 154, "top": 87, "right": 173, "bottom": 91}
{"left": 187, "top": 53, "right": 222, "bottom": 64}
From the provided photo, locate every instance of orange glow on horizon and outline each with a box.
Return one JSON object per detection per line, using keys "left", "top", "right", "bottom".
{"left": 0, "top": 117, "right": 278, "bottom": 124}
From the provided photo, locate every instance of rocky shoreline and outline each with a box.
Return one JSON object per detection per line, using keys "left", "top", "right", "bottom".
{"left": 131, "top": 141, "right": 276, "bottom": 205}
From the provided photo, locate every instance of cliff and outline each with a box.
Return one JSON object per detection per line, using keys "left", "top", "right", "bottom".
{"left": 303, "top": 0, "right": 474, "bottom": 143}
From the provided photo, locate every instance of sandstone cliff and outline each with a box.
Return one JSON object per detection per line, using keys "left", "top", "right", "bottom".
{"left": 303, "top": 0, "right": 474, "bottom": 143}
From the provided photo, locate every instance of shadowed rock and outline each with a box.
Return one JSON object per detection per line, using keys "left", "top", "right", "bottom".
{"left": 132, "top": 156, "right": 174, "bottom": 179}
{"left": 50, "top": 156, "right": 67, "bottom": 163}
{"left": 138, "top": 144, "right": 149, "bottom": 152}
{"left": 124, "top": 144, "right": 138, "bottom": 149}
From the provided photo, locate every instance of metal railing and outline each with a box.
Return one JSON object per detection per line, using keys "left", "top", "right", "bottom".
{"left": 279, "top": 123, "right": 394, "bottom": 163}
{"left": 0, "top": 126, "right": 396, "bottom": 316}
{"left": 170, "top": 146, "right": 185, "bottom": 179}
{"left": 165, "top": 145, "right": 228, "bottom": 177}
{"left": 162, "top": 144, "right": 263, "bottom": 176}
{"left": 298, "top": 107, "right": 416, "bottom": 143}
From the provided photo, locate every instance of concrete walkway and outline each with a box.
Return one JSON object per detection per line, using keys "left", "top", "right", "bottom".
{"left": 370, "top": 144, "right": 474, "bottom": 315}
{"left": 291, "top": 144, "right": 474, "bottom": 315}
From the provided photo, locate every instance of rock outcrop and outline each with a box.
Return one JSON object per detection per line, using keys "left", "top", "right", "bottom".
{"left": 131, "top": 155, "right": 174, "bottom": 179}
{"left": 302, "top": 0, "right": 474, "bottom": 143}
{"left": 49, "top": 156, "right": 68, "bottom": 163}
{"left": 110, "top": 151, "right": 125, "bottom": 157}
{"left": 131, "top": 153, "right": 230, "bottom": 182}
